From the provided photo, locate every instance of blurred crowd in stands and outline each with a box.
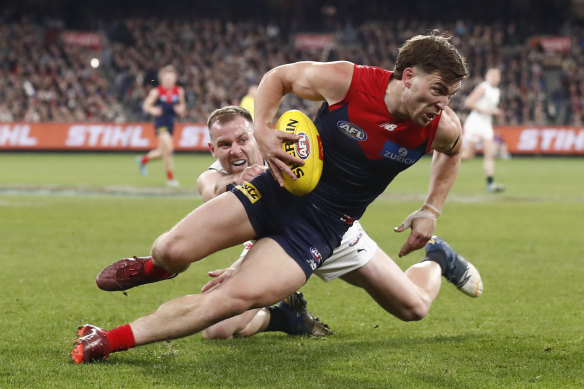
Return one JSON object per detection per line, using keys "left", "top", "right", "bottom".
{"left": 0, "top": 13, "right": 582, "bottom": 125}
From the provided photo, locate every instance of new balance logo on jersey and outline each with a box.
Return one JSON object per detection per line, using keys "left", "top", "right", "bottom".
{"left": 380, "top": 122, "right": 398, "bottom": 132}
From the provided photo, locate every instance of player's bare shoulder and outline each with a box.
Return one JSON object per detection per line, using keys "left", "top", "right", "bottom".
{"left": 149, "top": 86, "right": 160, "bottom": 98}
{"left": 286, "top": 61, "right": 354, "bottom": 105}
{"left": 432, "top": 107, "right": 462, "bottom": 154}
{"left": 314, "top": 61, "right": 354, "bottom": 104}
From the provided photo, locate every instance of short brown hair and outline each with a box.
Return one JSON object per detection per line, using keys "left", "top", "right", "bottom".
{"left": 393, "top": 30, "right": 469, "bottom": 85}
{"left": 207, "top": 106, "right": 253, "bottom": 130}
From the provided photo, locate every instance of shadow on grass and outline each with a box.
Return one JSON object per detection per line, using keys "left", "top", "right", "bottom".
{"left": 104, "top": 333, "right": 486, "bottom": 387}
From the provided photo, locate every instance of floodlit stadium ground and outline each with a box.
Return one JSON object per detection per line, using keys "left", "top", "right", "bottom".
{"left": 0, "top": 152, "right": 582, "bottom": 387}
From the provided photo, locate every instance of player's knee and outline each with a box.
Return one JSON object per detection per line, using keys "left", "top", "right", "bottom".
{"left": 151, "top": 233, "right": 192, "bottom": 273}
{"left": 395, "top": 299, "right": 430, "bottom": 322}
{"left": 162, "top": 145, "right": 173, "bottom": 155}
{"left": 202, "top": 325, "right": 233, "bottom": 340}
{"left": 401, "top": 307, "right": 428, "bottom": 322}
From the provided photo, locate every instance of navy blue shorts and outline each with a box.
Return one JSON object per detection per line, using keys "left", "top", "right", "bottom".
{"left": 231, "top": 171, "right": 350, "bottom": 280}
{"left": 154, "top": 118, "right": 175, "bottom": 136}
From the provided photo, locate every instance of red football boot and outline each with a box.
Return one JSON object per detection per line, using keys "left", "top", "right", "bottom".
{"left": 71, "top": 324, "right": 110, "bottom": 364}
{"left": 96, "top": 256, "right": 176, "bottom": 291}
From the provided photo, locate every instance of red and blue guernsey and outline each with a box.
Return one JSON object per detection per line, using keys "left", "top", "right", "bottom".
{"left": 154, "top": 85, "right": 180, "bottom": 133}
{"left": 309, "top": 64, "right": 441, "bottom": 220}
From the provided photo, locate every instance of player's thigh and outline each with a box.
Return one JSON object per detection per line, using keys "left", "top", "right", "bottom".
{"left": 159, "top": 192, "right": 256, "bottom": 260}
{"left": 158, "top": 132, "right": 173, "bottom": 152}
{"left": 341, "top": 247, "right": 423, "bottom": 311}
{"left": 215, "top": 237, "right": 307, "bottom": 308}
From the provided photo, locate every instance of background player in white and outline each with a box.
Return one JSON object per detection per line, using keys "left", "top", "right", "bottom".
{"left": 138, "top": 65, "right": 186, "bottom": 187}
{"left": 196, "top": 106, "right": 481, "bottom": 340}
{"left": 461, "top": 68, "right": 505, "bottom": 192}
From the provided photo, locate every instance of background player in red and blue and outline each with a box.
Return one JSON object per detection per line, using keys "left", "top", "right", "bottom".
{"left": 138, "top": 65, "right": 186, "bottom": 187}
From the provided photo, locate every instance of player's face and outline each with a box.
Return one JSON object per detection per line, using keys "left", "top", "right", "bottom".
{"left": 209, "top": 116, "right": 262, "bottom": 174}
{"left": 404, "top": 69, "right": 461, "bottom": 127}
{"left": 486, "top": 69, "right": 501, "bottom": 86}
{"left": 160, "top": 71, "right": 177, "bottom": 88}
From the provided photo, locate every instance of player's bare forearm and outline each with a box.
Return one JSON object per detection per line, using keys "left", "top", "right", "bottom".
{"left": 197, "top": 170, "right": 239, "bottom": 203}
{"left": 174, "top": 104, "right": 186, "bottom": 117}
{"left": 425, "top": 149, "right": 461, "bottom": 212}
{"left": 395, "top": 151, "right": 459, "bottom": 258}
{"left": 426, "top": 107, "right": 463, "bottom": 212}
{"left": 142, "top": 89, "right": 159, "bottom": 115}
{"left": 174, "top": 89, "right": 187, "bottom": 117}
{"left": 253, "top": 68, "right": 302, "bottom": 184}
{"left": 254, "top": 68, "right": 287, "bottom": 130}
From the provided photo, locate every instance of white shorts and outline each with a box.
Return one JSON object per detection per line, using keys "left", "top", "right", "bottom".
{"left": 463, "top": 112, "right": 494, "bottom": 142}
{"left": 238, "top": 220, "right": 376, "bottom": 282}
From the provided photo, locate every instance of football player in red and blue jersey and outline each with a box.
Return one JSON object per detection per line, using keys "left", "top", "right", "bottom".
{"left": 73, "top": 32, "right": 483, "bottom": 364}
{"left": 138, "top": 65, "right": 186, "bottom": 187}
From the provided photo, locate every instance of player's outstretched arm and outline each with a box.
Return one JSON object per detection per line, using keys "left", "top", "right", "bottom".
{"left": 196, "top": 170, "right": 237, "bottom": 202}
{"left": 426, "top": 106, "right": 463, "bottom": 207}
{"left": 196, "top": 164, "right": 267, "bottom": 202}
{"left": 253, "top": 61, "right": 354, "bottom": 186}
{"left": 395, "top": 107, "right": 462, "bottom": 257}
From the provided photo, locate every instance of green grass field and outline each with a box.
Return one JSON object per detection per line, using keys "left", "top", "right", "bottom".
{"left": 0, "top": 152, "right": 583, "bottom": 388}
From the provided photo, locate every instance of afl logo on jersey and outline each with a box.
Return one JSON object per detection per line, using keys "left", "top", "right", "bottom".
{"left": 296, "top": 133, "right": 310, "bottom": 160}
{"left": 337, "top": 121, "right": 367, "bottom": 141}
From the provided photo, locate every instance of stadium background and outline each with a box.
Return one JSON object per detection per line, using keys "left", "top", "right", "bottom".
{"left": 1, "top": 1, "right": 584, "bottom": 388}
{"left": 0, "top": 0, "right": 583, "bottom": 154}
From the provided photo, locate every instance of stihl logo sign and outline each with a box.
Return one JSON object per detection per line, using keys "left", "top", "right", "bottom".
{"left": 517, "top": 128, "right": 584, "bottom": 152}
{"left": 0, "top": 125, "right": 37, "bottom": 146}
{"left": 0, "top": 123, "right": 210, "bottom": 151}
{"left": 65, "top": 125, "right": 150, "bottom": 147}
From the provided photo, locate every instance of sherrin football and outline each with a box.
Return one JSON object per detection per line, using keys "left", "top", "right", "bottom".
{"left": 275, "top": 110, "right": 323, "bottom": 196}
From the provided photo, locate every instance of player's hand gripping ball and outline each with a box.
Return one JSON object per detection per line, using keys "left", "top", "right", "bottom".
{"left": 275, "top": 110, "right": 323, "bottom": 196}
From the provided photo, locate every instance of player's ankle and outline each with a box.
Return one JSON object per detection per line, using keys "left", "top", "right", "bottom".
{"left": 105, "top": 324, "right": 136, "bottom": 353}
{"left": 144, "top": 258, "right": 174, "bottom": 280}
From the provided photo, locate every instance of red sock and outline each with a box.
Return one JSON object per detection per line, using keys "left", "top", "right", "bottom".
{"left": 141, "top": 156, "right": 149, "bottom": 164}
{"left": 144, "top": 257, "right": 173, "bottom": 280}
{"left": 106, "top": 324, "right": 136, "bottom": 353}
{"left": 166, "top": 170, "right": 174, "bottom": 180}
